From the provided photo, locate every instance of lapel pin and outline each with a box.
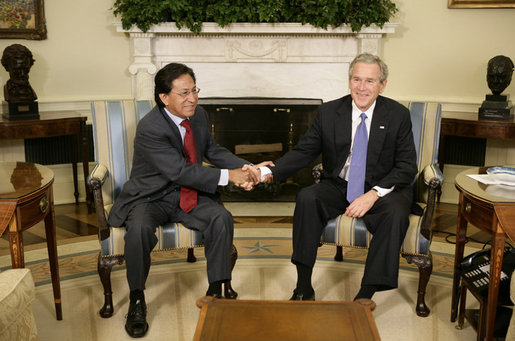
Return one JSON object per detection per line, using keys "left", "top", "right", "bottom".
{"left": 379, "top": 126, "right": 385, "bottom": 129}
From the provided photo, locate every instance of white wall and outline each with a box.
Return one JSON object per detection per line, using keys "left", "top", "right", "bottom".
{"left": 1, "top": 1, "right": 514, "bottom": 103}
{"left": 383, "top": 0, "right": 515, "bottom": 103}
{"left": 0, "top": 0, "right": 130, "bottom": 102}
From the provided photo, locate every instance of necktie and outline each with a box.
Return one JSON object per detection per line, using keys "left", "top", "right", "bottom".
{"left": 179, "top": 119, "right": 198, "bottom": 213}
{"left": 347, "top": 113, "right": 368, "bottom": 203}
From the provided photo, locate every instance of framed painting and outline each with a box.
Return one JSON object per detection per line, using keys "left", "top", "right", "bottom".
{"left": 448, "top": 0, "right": 515, "bottom": 8}
{"left": 0, "top": 0, "right": 47, "bottom": 40}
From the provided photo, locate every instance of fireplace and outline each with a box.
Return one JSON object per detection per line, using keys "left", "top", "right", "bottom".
{"left": 115, "top": 22, "right": 397, "bottom": 201}
{"left": 200, "top": 97, "right": 322, "bottom": 201}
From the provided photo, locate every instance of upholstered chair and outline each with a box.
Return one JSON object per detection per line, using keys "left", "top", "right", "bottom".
{"left": 0, "top": 269, "right": 37, "bottom": 341}
{"left": 88, "top": 100, "right": 237, "bottom": 318}
{"left": 314, "top": 102, "right": 443, "bottom": 317}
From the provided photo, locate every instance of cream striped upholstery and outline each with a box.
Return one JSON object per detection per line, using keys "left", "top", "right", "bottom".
{"left": 90, "top": 100, "right": 204, "bottom": 257}
{"left": 320, "top": 102, "right": 442, "bottom": 256}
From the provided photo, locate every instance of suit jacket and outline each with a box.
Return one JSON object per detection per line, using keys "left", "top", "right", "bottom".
{"left": 271, "top": 95, "right": 418, "bottom": 193}
{"left": 108, "top": 105, "right": 248, "bottom": 227}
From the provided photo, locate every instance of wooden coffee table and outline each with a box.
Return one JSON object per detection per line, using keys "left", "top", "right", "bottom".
{"left": 194, "top": 297, "right": 380, "bottom": 341}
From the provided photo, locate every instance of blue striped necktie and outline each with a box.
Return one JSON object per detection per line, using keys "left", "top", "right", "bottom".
{"left": 347, "top": 113, "right": 368, "bottom": 203}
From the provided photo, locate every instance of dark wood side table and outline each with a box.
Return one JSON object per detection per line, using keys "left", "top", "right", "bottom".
{"left": 439, "top": 114, "right": 515, "bottom": 171}
{"left": 0, "top": 112, "right": 91, "bottom": 210}
{"left": 451, "top": 166, "right": 515, "bottom": 341}
{"left": 0, "top": 162, "right": 62, "bottom": 320}
{"left": 194, "top": 296, "right": 380, "bottom": 341}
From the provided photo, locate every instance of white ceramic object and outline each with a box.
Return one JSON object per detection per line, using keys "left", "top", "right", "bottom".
{"left": 487, "top": 166, "right": 515, "bottom": 185}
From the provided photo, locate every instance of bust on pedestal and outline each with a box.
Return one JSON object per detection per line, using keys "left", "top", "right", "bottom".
{"left": 1, "top": 44, "right": 39, "bottom": 120}
{"left": 479, "top": 55, "right": 514, "bottom": 120}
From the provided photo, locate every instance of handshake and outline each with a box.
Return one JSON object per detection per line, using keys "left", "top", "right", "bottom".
{"left": 228, "top": 161, "right": 275, "bottom": 191}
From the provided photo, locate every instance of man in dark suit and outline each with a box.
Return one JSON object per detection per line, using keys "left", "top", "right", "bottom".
{"left": 259, "top": 53, "right": 418, "bottom": 308}
{"left": 108, "top": 63, "right": 269, "bottom": 338}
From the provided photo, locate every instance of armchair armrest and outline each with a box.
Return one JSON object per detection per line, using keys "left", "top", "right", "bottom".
{"left": 88, "top": 164, "right": 110, "bottom": 241}
{"left": 419, "top": 164, "right": 443, "bottom": 240}
{"left": 423, "top": 163, "right": 443, "bottom": 187}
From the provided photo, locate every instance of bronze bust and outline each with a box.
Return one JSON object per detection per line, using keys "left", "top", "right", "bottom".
{"left": 487, "top": 55, "right": 514, "bottom": 96}
{"left": 1, "top": 44, "right": 38, "bottom": 102}
{"left": 479, "top": 55, "right": 514, "bottom": 120}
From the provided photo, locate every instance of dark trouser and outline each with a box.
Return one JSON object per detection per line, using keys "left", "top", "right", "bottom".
{"left": 292, "top": 178, "right": 412, "bottom": 290}
{"left": 123, "top": 193, "right": 234, "bottom": 291}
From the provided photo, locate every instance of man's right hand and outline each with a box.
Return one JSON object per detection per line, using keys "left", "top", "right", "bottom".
{"left": 228, "top": 168, "right": 253, "bottom": 191}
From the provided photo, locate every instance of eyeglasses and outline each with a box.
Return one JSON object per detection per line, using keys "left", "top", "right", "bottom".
{"left": 170, "top": 87, "right": 201, "bottom": 98}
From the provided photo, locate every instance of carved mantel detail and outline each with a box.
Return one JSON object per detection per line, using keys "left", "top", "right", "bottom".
{"left": 225, "top": 39, "right": 288, "bottom": 62}
{"left": 115, "top": 22, "right": 397, "bottom": 101}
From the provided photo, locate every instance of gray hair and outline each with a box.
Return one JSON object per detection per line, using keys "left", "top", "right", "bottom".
{"left": 349, "top": 53, "right": 389, "bottom": 83}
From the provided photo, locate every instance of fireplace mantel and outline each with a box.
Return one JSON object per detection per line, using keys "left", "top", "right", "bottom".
{"left": 115, "top": 22, "right": 397, "bottom": 101}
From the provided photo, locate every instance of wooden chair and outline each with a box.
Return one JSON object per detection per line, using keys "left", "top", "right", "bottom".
{"left": 88, "top": 100, "right": 237, "bottom": 318}
{"left": 315, "top": 102, "right": 442, "bottom": 317}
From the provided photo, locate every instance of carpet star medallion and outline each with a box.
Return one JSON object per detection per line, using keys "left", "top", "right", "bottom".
{"left": 242, "top": 241, "right": 278, "bottom": 254}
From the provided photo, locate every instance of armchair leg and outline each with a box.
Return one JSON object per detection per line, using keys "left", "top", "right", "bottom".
{"left": 403, "top": 253, "right": 432, "bottom": 317}
{"left": 187, "top": 248, "right": 197, "bottom": 263}
{"left": 98, "top": 254, "right": 125, "bottom": 318}
{"left": 224, "top": 245, "right": 239, "bottom": 299}
{"left": 334, "top": 246, "right": 344, "bottom": 261}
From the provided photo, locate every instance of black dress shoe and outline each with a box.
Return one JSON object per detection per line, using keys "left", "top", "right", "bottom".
{"left": 289, "top": 289, "right": 315, "bottom": 301}
{"left": 125, "top": 299, "right": 149, "bottom": 338}
{"left": 206, "top": 293, "right": 223, "bottom": 299}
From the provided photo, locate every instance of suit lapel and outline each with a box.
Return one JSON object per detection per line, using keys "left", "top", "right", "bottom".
{"left": 158, "top": 106, "right": 185, "bottom": 153}
{"left": 334, "top": 98, "right": 352, "bottom": 177}
{"left": 366, "top": 97, "right": 388, "bottom": 174}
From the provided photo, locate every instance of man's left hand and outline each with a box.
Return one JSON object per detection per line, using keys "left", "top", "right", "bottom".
{"left": 344, "top": 190, "right": 379, "bottom": 218}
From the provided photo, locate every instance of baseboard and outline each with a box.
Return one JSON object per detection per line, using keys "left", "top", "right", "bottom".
{"left": 440, "top": 164, "right": 472, "bottom": 204}
{"left": 47, "top": 163, "right": 95, "bottom": 205}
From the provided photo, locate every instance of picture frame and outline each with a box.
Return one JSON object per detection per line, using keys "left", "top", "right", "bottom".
{"left": 0, "top": 0, "right": 47, "bottom": 40}
{"left": 448, "top": 0, "right": 515, "bottom": 8}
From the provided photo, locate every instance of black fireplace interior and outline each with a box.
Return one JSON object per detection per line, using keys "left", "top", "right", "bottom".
{"left": 200, "top": 97, "right": 322, "bottom": 202}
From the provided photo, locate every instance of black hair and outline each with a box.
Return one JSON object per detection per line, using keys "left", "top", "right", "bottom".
{"left": 154, "top": 63, "right": 196, "bottom": 107}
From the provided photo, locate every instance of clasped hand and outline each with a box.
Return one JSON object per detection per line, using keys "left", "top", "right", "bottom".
{"left": 228, "top": 161, "right": 275, "bottom": 191}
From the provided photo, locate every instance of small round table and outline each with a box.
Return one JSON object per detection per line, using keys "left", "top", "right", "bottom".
{"left": 0, "top": 162, "right": 62, "bottom": 320}
{"left": 451, "top": 166, "right": 515, "bottom": 341}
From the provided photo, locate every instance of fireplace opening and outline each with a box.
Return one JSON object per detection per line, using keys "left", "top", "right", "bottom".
{"left": 200, "top": 97, "right": 322, "bottom": 202}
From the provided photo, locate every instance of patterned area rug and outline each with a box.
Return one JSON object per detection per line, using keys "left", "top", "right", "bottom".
{"left": 2, "top": 227, "right": 479, "bottom": 341}
{"left": 8, "top": 229, "right": 468, "bottom": 286}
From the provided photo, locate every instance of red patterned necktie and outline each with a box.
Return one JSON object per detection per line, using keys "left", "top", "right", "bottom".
{"left": 179, "top": 119, "right": 198, "bottom": 213}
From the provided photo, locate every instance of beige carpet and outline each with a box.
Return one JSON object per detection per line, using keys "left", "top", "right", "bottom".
{"left": 4, "top": 227, "right": 479, "bottom": 341}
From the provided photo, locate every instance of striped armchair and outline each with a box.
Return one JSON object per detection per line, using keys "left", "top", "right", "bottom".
{"left": 88, "top": 100, "right": 237, "bottom": 318}
{"left": 314, "top": 102, "right": 443, "bottom": 317}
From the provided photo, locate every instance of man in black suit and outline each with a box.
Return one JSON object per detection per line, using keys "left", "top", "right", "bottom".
{"left": 108, "top": 63, "right": 270, "bottom": 338}
{"left": 259, "top": 53, "right": 418, "bottom": 308}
